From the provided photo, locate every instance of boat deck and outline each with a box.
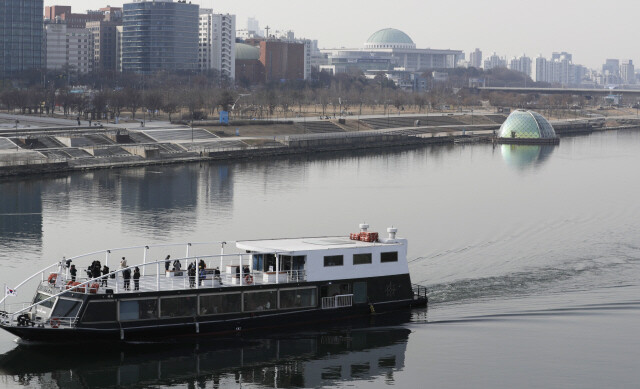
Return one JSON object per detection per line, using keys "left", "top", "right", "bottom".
{"left": 42, "top": 270, "right": 306, "bottom": 296}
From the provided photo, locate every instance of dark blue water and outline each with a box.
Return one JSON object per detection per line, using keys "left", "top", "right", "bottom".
{"left": 1, "top": 130, "right": 640, "bottom": 388}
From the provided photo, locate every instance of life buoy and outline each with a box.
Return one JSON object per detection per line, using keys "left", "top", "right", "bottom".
{"left": 50, "top": 317, "right": 61, "bottom": 328}
{"left": 48, "top": 273, "right": 57, "bottom": 284}
{"left": 244, "top": 275, "right": 253, "bottom": 285}
{"left": 89, "top": 283, "right": 100, "bottom": 294}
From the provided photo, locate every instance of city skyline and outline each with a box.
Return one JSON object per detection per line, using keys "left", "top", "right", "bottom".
{"left": 46, "top": 0, "right": 638, "bottom": 70}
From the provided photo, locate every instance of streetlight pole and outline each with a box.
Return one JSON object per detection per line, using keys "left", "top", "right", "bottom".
{"left": 15, "top": 120, "right": 19, "bottom": 151}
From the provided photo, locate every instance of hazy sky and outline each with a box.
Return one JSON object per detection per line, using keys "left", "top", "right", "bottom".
{"left": 48, "top": 0, "right": 638, "bottom": 70}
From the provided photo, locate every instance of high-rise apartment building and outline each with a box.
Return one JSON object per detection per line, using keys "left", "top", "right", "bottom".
{"left": 198, "top": 10, "right": 236, "bottom": 79}
{"left": 535, "top": 52, "right": 585, "bottom": 86}
{"left": 483, "top": 52, "right": 506, "bottom": 70}
{"left": 509, "top": 55, "right": 532, "bottom": 77}
{"left": 1, "top": 0, "right": 44, "bottom": 77}
{"left": 122, "top": 0, "right": 199, "bottom": 73}
{"left": 469, "top": 48, "right": 482, "bottom": 69}
{"left": 86, "top": 20, "right": 121, "bottom": 72}
{"left": 620, "top": 60, "right": 635, "bottom": 84}
{"left": 247, "top": 17, "right": 261, "bottom": 36}
{"left": 602, "top": 59, "right": 620, "bottom": 77}
{"left": 44, "top": 22, "right": 93, "bottom": 74}
{"left": 45, "top": 23, "right": 68, "bottom": 71}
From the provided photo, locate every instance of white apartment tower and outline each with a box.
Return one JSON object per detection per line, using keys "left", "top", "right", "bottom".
{"left": 199, "top": 9, "right": 236, "bottom": 80}
{"left": 509, "top": 55, "right": 532, "bottom": 77}
{"left": 469, "top": 48, "right": 482, "bottom": 69}
{"left": 45, "top": 22, "right": 93, "bottom": 74}
{"left": 620, "top": 60, "right": 635, "bottom": 84}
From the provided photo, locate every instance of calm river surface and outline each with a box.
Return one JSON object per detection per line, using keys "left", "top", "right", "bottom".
{"left": 1, "top": 130, "right": 640, "bottom": 388}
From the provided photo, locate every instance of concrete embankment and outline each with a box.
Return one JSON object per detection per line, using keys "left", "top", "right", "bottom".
{"left": 0, "top": 134, "right": 452, "bottom": 178}
{"left": 0, "top": 116, "right": 629, "bottom": 179}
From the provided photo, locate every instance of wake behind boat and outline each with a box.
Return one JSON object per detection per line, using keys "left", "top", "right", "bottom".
{"left": 0, "top": 224, "right": 427, "bottom": 342}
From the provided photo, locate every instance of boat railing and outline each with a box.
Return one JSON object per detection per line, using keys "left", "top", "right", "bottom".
{"left": 321, "top": 294, "right": 354, "bottom": 309}
{"left": 412, "top": 284, "right": 428, "bottom": 300}
{"left": 0, "top": 241, "right": 228, "bottom": 306}
{"left": 4, "top": 250, "right": 301, "bottom": 327}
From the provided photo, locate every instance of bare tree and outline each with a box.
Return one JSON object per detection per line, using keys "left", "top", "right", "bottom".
{"left": 123, "top": 88, "right": 142, "bottom": 119}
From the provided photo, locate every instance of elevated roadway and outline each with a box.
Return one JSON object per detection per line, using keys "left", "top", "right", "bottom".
{"left": 475, "top": 87, "right": 640, "bottom": 97}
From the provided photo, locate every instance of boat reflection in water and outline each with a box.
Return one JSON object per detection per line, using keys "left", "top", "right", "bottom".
{"left": 500, "top": 144, "right": 556, "bottom": 169}
{"left": 0, "top": 314, "right": 411, "bottom": 388}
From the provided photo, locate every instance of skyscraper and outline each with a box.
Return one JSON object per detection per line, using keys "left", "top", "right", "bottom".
{"left": 1, "top": 0, "right": 44, "bottom": 77}
{"left": 122, "top": 0, "right": 198, "bottom": 73}
{"left": 620, "top": 60, "right": 635, "bottom": 84}
{"left": 198, "top": 10, "right": 236, "bottom": 79}
{"left": 469, "top": 48, "right": 482, "bottom": 69}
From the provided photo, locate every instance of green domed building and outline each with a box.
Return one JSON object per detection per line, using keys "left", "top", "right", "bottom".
{"left": 496, "top": 110, "right": 559, "bottom": 144}
{"left": 235, "top": 43, "right": 260, "bottom": 61}
{"left": 364, "top": 28, "right": 416, "bottom": 49}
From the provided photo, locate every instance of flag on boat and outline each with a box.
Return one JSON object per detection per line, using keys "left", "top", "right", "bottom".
{"left": 5, "top": 286, "right": 16, "bottom": 297}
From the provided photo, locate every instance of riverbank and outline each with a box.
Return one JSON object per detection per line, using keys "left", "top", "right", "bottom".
{"left": 0, "top": 113, "right": 636, "bottom": 179}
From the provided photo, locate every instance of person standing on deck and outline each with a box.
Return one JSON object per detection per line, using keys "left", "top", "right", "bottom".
{"left": 101, "top": 264, "right": 110, "bottom": 286}
{"left": 188, "top": 263, "right": 196, "bottom": 288}
{"left": 70, "top": 265, "right": 77, "bottom": 282}
{"left": 133, "top": 267, "right": 140, "bottom": 291}
{"left": 123, "top": 267, "right": 131, "bottom": 291}
{"left": 165, "top": 255, "right": 171, "bottom": 272}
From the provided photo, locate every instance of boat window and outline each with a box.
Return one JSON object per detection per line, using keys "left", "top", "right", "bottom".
{"left": 279, "top": 287, "right": 317, "bottom": 309}
{"left": 243, "top": 290, "right": 277, "bottom": 312}
{"left": 82, "top": 300, "right": 117, "bottom": 322}
{"left": 160, "top": 296, "right": 197, "bottom": 318}
{"left": 33, "top": 292, "right": 55, "bottom": 309}
{"left": 381, "top": 251, "right": 398, "bottom": 263}
{"left": 120, "top": 299, "right": 158, "bottom": 321}
{"left": 255, "top": 254, "right": 276, "bottom": 272}
{"left": 200, "top": 293, "right": 242, "bottom": 315}
{"left": 52, "top": 298, "right": 82, "bottom": 318}
{"left": 280, "top": 255, "right": 306, "bottom": 271}
{"left": 353, "top": 253, "right": 372, "bottom": 265}
{"left": 324, "top": 255, "right": 344, "bottom": 267}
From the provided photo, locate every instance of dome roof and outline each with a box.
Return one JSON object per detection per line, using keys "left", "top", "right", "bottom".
{"left": 498, "top": 110, "right": 556, "bottom": 139}
{"left": 364, "top": 28, "right": 416, "bottom": 49}
{"left": 236, "top": 43, "right": 260, "bottom": 61}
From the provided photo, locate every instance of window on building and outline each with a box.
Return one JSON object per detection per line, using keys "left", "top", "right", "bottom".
{"left": 353, "top": 253, "right": 372, "bottom": 265}
{"left": 279, "top": 287, "right": 317, "bottom": 309}
{"left": 243, "top": 290, "right": 277, "bottom": 312}
{"left": 160, "top": 296, "right": 196, "bottom": 318}
{"left": 324, "top": 255, "right": 343, "bottom": 267}
{"left": 200, "top": 293, "right": 241, "bottom": 315}
{"left": 381, "top": 251, "right": 398, "bottom": 263}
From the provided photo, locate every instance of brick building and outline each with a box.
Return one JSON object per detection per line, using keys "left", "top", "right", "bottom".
{"left": 259, "top": 40, "right": 305, "bottom": 82}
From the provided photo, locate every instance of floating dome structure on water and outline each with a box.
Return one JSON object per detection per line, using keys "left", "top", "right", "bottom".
{"left": 496, "top": 110, "right": 559, "bottom": 144}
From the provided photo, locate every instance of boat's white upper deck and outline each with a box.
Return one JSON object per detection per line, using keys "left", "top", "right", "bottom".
{"left": 236, "top": 236, "right": 401, "bottom": 253}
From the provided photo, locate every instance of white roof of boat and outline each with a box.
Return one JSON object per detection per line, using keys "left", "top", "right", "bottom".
{"left": 236, "top": 236, "right": 402, "bottom": 253}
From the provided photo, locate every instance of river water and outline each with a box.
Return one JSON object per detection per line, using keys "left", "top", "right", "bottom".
{"left": 1, "top": 130, "right": 639, "bottom": 388}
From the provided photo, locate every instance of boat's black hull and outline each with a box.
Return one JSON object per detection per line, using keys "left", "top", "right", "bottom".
{"left": 1, "top": 297, "right": 425, "bottom": 343}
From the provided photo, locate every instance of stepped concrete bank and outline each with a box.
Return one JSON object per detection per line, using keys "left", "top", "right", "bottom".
{"left": 0, "top": 134, "right": 453, "bottom": 178}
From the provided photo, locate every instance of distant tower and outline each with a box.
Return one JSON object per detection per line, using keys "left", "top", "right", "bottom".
{"left": 469, "top": 48, "right": 482, "bottom": 69}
